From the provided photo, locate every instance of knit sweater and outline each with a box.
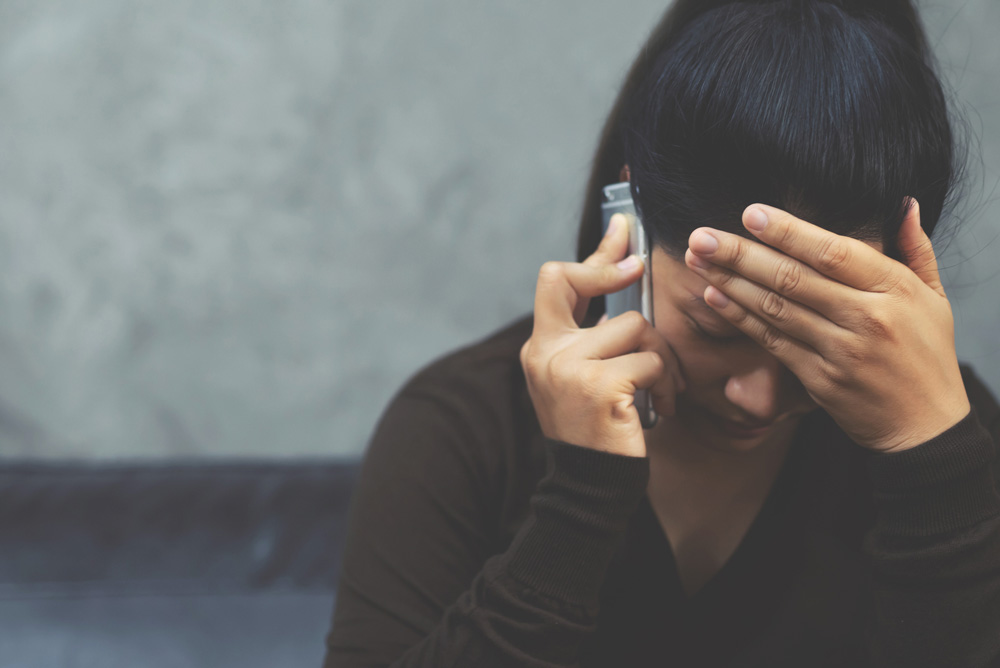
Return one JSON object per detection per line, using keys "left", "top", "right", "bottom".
{"left": 324, "top": 314, "right": 1000, "bottom": 667}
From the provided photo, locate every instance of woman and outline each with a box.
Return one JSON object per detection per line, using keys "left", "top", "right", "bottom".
{"left": 325, "top": 1, "right": 1000, "bottom": 665}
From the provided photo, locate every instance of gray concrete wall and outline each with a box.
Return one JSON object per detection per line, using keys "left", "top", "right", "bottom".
{"left": 0, "top": 0, "right": 997, "bottom": 459}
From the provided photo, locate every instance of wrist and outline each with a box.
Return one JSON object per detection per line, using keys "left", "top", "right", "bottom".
{"left": 871, "top": 396, "right": 972, "bottom": 454}
{"left": 866, "top": 405, "right": 999, "bottom": 538}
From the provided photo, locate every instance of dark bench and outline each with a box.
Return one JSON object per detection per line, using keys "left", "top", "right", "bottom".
{"left": 0, "top": 460, "right": 359, "bottom": 668}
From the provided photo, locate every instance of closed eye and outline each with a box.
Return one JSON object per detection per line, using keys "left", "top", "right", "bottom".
{"left": 685, "top": 315, "right": 746, "bottom": 343}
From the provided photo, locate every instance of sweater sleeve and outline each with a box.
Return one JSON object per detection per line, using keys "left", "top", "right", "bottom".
{"left": 323, "top": 387, "right": 649, "bottom": 668}
{"left": 864, "top": 405, "right": 1000, "bottom": 667}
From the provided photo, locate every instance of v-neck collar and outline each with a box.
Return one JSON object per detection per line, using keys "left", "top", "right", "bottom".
{"left": 630, "top": 444, "right": 802, "bottom": 611}
{"left": 595, "top": 412, "right": 825, "bottom": 635}
{"left": 586, "top": 411, "right": 864, "bottom": 666}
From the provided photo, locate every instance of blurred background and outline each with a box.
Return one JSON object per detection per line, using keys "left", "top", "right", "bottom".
{"left": 0, "top": 1, "right": 998, "bottom": 666}
{"left": 0, "top": 0, "right": 997, "bottom": 461}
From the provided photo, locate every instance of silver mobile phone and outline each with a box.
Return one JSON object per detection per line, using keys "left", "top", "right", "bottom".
{"left": 601, "top": 182, "right": 658, "bottom": 429}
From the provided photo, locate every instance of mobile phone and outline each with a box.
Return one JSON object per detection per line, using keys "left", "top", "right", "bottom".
{"left": 600, "top": 182, "right": 658, "bottom": 429}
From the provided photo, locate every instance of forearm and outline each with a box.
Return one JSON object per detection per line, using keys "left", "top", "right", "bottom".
{"left": 865, "top": 407, "right": 1000, "bottom": 666}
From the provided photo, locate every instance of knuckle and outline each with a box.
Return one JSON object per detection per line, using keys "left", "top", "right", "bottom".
{"left": 876, "top": 268, "right": 906, "bottom": 295}
{"left": 609, "top": 397, "right": 634, "bottom": 423}
{"left": 578, "top": 363, "right": 604, "bottom": 390}
{"left": 619, "top": 309, "right": 648, "bottom": 333}
{"left": 856, "top": 308, "right": 893, "bottom": 340}
{"left": 816, "top": 358, "right": 847, "bottom": 389}
{"left": 816, "top": 237, "right": 851, "bottom": 274}
{"left": 519, "top": 340, "right": 533, "bottom": 368}
{"left": 649, "top": 352, "right": 667, "bottom": 376}
{"left": 760, "top": 292, "right": 791, "bottom": 322}
{"left": 717, "top": 268, "right": 739, "bottom": 289}
{"left": 831, "top": 329, "right": 870, "bottom": 368}
{"left": 838, "top": 346, "right": 866, "bottom": 371}
{"left": 730, "top": 304, "right": 752, "bottom": 328}
{"left": 774, "top": 260, "right": 804, "bottom": 295}
{"left": 891, "top": 275, "right": 913, "bottom": 299}
{"left": 547, "top": 350, "right": 575, "bottom": 385}
{"left": 774, "top": 217, "right": 797, "bottom": 249}
{"left": 643, "top": 350, "right": 666, "bottom": 375}
{"left": 522, "top": 349, "right": 544, "bottom": 381}
{"left": 602, "top": 262, "right": 624, "bottom": 283}
{"left": 759, "top": 323, "right": 784, "bottom": 351}
{"left": 537, "top": 261, "right": 564, "bottom": 285}
{"left": 536, "top": 353, "right": 579, "bottom": 392}
{"left": 729, "top": 239, "right": 750, "bottom": 271}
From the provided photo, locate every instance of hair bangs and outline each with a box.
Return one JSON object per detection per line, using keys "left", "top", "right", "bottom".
{"left": 623, "top": 1, "right": 952, "bottom": 261}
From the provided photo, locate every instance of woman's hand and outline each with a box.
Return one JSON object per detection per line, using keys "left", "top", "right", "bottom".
{"left": 520, "top": 214, "right": 685, "bottom": 458}
{"left": 684, "top": 200, "right": 971, "bottom": 453}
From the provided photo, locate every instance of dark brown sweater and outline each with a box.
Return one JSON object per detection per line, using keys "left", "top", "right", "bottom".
{"left": 325, "top": 314, "right": 1000, "bottom": 667}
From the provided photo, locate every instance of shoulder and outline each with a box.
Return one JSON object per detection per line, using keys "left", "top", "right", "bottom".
{"left": 332, "top": 315, "right": 542, "bottom": 650}
{"left": 402, "top": 314, "right": 534, "bottom": 407}
{"left": 363, "top": 313, "right": 544, "bottom": 528}
{"left": 392, "top": 314, "right": 537, "bottom": 452}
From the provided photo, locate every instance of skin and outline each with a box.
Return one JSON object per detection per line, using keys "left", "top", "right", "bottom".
{"left": 521, "top": 199, "right": 970, "bottom": 456}
{"left": 643, "top": 244, "right": 824, "bottom": 460}
{"left": 682, "top": 202, "right": 970, "bottom": 455}
{"left": 641, "top": 245, "right": 823, "bottom": 597}
{"left": 521, "top": 195, "right": 973, "bottom": 596}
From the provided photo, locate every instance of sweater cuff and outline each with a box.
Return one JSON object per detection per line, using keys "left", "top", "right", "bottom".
{"left": 498, "top": 439, "right": 650, "bottom": 607}
{"left": 867, "top": 406, "right": 1000, "bottom": 538}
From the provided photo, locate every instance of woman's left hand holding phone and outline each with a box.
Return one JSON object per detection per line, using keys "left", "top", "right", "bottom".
{"left": 520, "top": 214, "right": 685, "bottom": 458}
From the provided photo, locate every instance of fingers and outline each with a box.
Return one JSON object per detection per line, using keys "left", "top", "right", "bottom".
{"left": 896, "top": 199, "right": 945, "bottom": 297}
{"left": 571, "top": 310, "right": 657, "bottom": 358}
{"left": 533, "top": 255, "right": 643, "bottom": 336}
{"left": 686, "top": 229, "right": 862, "bottom": 329}
{"left": 572, "top": 213, "right": 637, "bottom": 323}
{"left": 740, "top": 204, "right": 900, "bottom": 293}
{"left": 684, "top": 245, "right": 849, "bottom": 349}
{"left": 585, "top": 213, "right": 632, "bottom": 267}
{"left": 601, "top": 350, "right": 679, "bottom": 417}
{"left": 699, "top": 284, "right": 819, "bottom": 379}
{"left": 601, "top": 351, "right": 665, "bottom": 393}
{"left": 570, "top": 310, "right": 685, "bottom": 395}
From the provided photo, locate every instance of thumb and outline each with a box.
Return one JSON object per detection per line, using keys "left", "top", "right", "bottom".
{"left": 897, "top": 198, "right": 945, "bottom": 297}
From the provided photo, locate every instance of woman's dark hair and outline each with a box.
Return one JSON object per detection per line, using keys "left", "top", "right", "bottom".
{"left": 577, "top": 0, "right": 963, "bottom": 324}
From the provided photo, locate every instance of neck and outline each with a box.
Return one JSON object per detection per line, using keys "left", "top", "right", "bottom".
{"left": 644, "top": 413, "right": 800, "bottom": 509}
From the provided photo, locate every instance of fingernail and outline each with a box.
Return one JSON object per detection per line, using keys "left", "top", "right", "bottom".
{"left": 691, "top": 230, "right": 718, "bottom": 254}
{"left": 705, "top": 286, "right": 730, "bottom": 308}
{"left": 688, "top": 253, "right": 712, "bottom": 270}
{"left": 606, "top": 214, "right": 623, "bottom": 237}
{"left": 745, "top": 207, "right": 768, "bottom": 233}
{"left": 617, "top": 254, "right": 640, "bottom": 271}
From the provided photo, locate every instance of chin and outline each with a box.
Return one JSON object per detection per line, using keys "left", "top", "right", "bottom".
{"left": 701, "top": 424, "right": 775, "bottom": 454}
{"left": 681, "top": 400, "right": 790, "bottom": 453}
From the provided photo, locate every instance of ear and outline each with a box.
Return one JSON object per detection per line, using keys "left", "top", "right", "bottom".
{"left": 619, "top": 164, "right": 631, "bottom": 182}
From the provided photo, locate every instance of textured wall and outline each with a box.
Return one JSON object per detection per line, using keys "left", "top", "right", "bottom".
{"left": 0, "top": 1, "right": 997, "bottom": 459}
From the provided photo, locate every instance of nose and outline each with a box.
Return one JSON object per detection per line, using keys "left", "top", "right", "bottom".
{"left": 723, "top": 354, "right": 791, "bottom": 425}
